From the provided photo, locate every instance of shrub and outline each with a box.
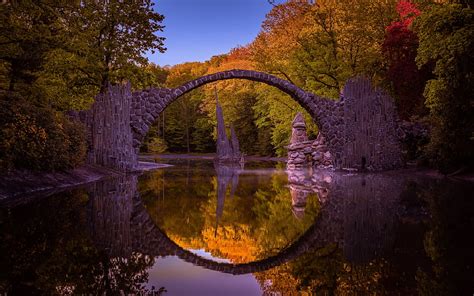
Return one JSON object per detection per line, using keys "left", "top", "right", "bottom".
{"left": 415, "top": 5, "right": 474, "bottom": 173}
{"left": 0, "top": 96, "right": 87, "bottom": 172}
{"left": 146, "top": 137, "right": 168, "bottom": 154}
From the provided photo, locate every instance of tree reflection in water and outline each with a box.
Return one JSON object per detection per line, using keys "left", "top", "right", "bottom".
{"left": 1, "top": 160, "right": 473, "bottom": 295}
{"left": 0, "top": 177, "right": 165, "bottom": 295}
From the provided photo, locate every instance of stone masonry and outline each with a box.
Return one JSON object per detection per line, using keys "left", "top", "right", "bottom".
{"left": 74, "top": 69, "right": 403, "bottom": 172}
{"left": 128, "top": 69, "right": 341, "bottom": 159}
{"left": 129, "top": 70, "right": 403, "bottom": 171}
{"left": 341, "top": 78, "right": 404, "bottom": 170}
{"left": 287, "top": 113, "right": 333, "bottom": 170}
{"left": 70, "top": 83, "right": 138, "bottom": 172}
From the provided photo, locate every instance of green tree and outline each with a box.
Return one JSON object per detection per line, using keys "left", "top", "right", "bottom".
{"left": 69, "top": 0, "right": 166, "bottom": 92}
{"left": 251, "top": 0, "right": 397, "bottom": 98}
{"left": 34, "top": 0, "right": 166, "bottom": 110}
{"left": 0, "top": 1, "right": 167, "bottom": 170}
{"left": 161, "top": 62, "right": 212, "bottom": 153}
{"left": 0, "top": 0, "right": 73, "bottom": 99}
{"left": 415, "top": 4, "right": 474, "bottom": 173}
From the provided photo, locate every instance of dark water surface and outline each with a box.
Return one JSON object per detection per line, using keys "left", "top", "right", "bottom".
{"left": 1, "top": 159, "right": 473, "bottom": 295}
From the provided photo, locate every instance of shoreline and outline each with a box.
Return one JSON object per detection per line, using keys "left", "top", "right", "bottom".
{"left": 139, "top": 153, "right": 287, "bottom": 162}
{"left": 1, "top": 155, "right": 472, "bottom": 202}
{"left": 0, "top": 161, "right": 170, "bottom": 201}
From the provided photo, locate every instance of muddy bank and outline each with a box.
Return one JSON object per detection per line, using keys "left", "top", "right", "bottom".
{"left": 0, "top": 162, "right": 170, "bottom": 200}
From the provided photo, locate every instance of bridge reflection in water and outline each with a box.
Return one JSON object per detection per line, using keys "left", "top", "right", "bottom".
{"left": 2, "top": 163, "right": 473, "bottom": 294}
{"left": 87, "top": 165, "right": 412, "bottom": 275}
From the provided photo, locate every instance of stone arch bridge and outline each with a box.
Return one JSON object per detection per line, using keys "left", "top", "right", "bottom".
{"left": 72, "top": 69, "right": 404, "bottom": 171}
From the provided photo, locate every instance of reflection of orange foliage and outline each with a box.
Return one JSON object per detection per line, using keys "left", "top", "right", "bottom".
{"left": 168, "top": 225, "right": 259, "bottom": 264}
{"left": 254, "top": 265, "right": 303, "bottom": 296}
{"left": 168, "top": 235, "right": 205, "bottom": 251}
{"left": 335, "top": 259, "right": 388, "bottom": 295}
{"left": 201, "top": 225, "right": 258, "bottom": 263}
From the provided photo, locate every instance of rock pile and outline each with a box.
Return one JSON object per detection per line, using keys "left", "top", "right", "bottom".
{"left": 287, "top": 113, "right": 333, "bottom": 170}
{"left": 311, "top": 134, "right": 333, "bottom": 169}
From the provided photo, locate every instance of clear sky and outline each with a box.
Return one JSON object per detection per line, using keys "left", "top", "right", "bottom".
{"left": 148, "top": 0, "right": 279, "bottom": 67}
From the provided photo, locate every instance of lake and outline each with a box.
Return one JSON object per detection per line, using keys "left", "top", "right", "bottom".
{"left": 1, "top": 159, "right": 473, "bottom": 295}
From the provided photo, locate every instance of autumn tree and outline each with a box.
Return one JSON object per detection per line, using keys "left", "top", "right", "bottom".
{"left": 382, "top": 1, "right": 431, "bottom": 120}
{"left": 251, "top": 0, "right": 398, "bottom": 98}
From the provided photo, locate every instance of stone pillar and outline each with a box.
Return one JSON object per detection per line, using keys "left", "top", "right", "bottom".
{"left": 216, "top": 97, "right": 233, "bottom": 161}
{"left": 290, "top": 113, "right": 308, "bottom": 143}
{"left": 78, "top": 84, "right": 138, "bottom": 172}
{"left": 342, "top": 78, "right": 403, "bottom": 170}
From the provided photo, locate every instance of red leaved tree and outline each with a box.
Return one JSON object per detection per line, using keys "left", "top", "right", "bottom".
{"left": 382, "top": 1, "right": 430, "bottom": 120}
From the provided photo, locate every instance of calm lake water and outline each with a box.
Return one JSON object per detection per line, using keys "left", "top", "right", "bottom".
{"left": 1, "top": 159, "right": 473, "bottom": 295}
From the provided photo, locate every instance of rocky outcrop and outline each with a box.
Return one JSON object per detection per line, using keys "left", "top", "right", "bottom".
{"left": 216, "top": 98, "right": 233, "bottom": 161}
{"left": 215, "top": 96, "right": 241, "bottom": 163}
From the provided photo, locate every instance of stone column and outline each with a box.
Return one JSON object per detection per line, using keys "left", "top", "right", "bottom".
{"left": 87, "top": 84, "right": 138, "bottom": 171}
{"left": 230, "top": 124, "right": 241, "bottom": 161}
{"left": 216, "top": 96, "right": 233, "bottom": 161}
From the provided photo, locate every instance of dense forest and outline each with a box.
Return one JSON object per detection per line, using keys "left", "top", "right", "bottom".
{"left": 0, "top": 0, "right": 472, "bottom": 174}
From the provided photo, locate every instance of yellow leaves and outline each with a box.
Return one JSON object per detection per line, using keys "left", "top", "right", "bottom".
{"left": 0, "top": 98, "right": 86, "bottom": 171}
{"left": 201, "top": 225, "right": 259, "bottom": 263}
{"left": 254, "top": 264, "right": 303, "bottom": 296}
{"left": 4, "top": 112, "right": 48, "bottom": 154}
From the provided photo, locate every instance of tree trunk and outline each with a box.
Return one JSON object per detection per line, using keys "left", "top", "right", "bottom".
{"left": 185, "top": 106, "right": 190, "bottom": 153}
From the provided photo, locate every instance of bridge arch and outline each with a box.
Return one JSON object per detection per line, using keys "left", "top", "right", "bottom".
{"left": 130, "top": 69, "right": 344, "bottom": 163}
{"left": 76, "top": 70, "right": 403, "bottom": 172}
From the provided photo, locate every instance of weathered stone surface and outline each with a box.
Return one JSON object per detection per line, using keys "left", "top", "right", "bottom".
{"left": 216, "top": 97, "right": 233, "bottom": 161}
{"left": 230, "top": 124, "right": 241, "bottom": 160}
{"left": 341, "top": 77, "right": 403, "bottom": 170}
{"left": 129, "top": 70, "right": 335, "bottom": 153}
{"left": 71, "top": 84, "right": 137, "bottom": 171}
{"left": 287, "top": 114, "right": 334, "bottom": 169}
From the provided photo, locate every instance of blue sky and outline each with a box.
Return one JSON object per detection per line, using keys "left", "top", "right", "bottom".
{"left": 148, "top": 0, "right": 280, "bottom": 67}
